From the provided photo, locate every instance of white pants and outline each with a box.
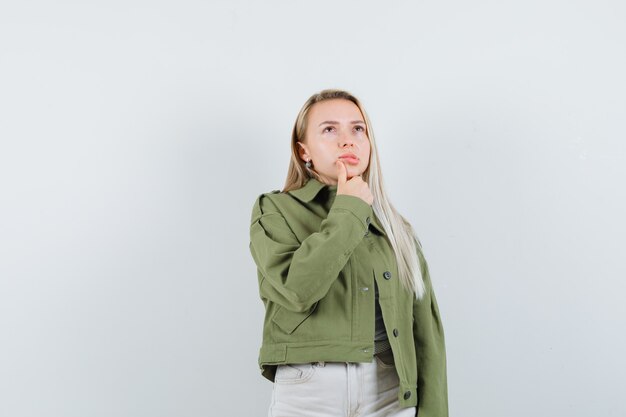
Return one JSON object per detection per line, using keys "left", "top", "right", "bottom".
{"left": 268, "top": 351, "right": 416, "bottom": 417}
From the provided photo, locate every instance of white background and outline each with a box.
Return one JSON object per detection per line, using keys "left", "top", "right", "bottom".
{"left": 1, "top": 1, "right": 625, "bottom": 416}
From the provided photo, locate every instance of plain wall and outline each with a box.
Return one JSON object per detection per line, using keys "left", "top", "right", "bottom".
{"left": 1, "top": 1, "right": 625, "bottom": 416}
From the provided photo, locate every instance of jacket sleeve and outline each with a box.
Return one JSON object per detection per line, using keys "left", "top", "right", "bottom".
{"left": 412, "top": 246, "right": 449, "bottom": 417}
{"left": 249, "top": 192, "right": 372, "bottom": 313}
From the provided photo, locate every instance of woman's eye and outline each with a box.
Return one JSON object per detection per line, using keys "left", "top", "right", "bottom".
{"left": 323, "top": 126, "right": 335, "bottom": 133}
{"left": 354, "top": 125, "right": 365, "bottom": 132}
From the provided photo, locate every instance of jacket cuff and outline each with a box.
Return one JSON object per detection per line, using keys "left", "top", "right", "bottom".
{"left": 330, "top": 194, "right": 373, "bottom": 230}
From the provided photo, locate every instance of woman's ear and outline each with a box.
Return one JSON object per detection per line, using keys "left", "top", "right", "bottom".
{"left": 296, "top": 141, "right": 309, "bottom": 162}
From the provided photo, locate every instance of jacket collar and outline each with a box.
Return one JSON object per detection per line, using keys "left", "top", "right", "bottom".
{"left": 288, "top": 177, "right": 386, "bottom": 236}
{"left": 288, "top": 177, "right": 329, "bottom": 203}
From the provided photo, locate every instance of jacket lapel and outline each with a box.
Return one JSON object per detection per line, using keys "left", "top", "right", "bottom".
{"left": 288, "top": 178, "right": 386, "bottom": 236}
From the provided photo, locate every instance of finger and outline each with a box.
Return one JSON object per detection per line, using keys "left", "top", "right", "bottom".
{"left": 336, "top": 160, "right": 347, "bottom": 185}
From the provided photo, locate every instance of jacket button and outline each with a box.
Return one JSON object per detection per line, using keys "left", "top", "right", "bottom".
{"left": 364, "top": 228, "right": 370, "bottom": 236}
{"left": 365, "top": 216, "right": 371, "bottom": 225}
{"left": 362, "top": 287, "right": 369, "bottom": 292}
{"left": 393, "top": 328, "right": 399, "bottom": 337}
{"left": 403, "top": 391, "right": 411, "bottom": 400}
{"left": 383, "top": 271, "right": 392, "bottom": 280}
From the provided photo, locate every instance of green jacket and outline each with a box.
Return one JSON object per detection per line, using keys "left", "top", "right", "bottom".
{"left": 248, "top": 177, "right": 448, "bottom": 415}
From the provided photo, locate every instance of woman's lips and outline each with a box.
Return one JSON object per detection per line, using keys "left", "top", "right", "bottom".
{"left": 339, "top": 156, "right": 359, "bottom": 165}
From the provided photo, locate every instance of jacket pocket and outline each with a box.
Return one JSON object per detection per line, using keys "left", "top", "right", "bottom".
{"left": 272, "top": 302, "right": 318, "bottom": 334}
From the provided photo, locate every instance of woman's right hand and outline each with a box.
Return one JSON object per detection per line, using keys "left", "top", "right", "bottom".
{"left": 336, "top": 160, "right": 373, "bottom": 205}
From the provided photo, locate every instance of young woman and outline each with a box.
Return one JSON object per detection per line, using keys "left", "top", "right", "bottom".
{"left": 249, "top": 89, "right": 448, "bottom": 417}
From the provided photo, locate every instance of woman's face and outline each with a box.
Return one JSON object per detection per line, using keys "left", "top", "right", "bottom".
{"left": 298, "top": 99, "right": 371, "bottom": 185}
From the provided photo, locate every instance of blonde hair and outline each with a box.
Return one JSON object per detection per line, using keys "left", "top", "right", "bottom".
{"left": 283, "top": 89, "right": 427, "bottom": 300}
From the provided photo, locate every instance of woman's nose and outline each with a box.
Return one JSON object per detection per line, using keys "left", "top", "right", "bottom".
{"left": 339, "top": 133, "right": 355, "bottom": 147}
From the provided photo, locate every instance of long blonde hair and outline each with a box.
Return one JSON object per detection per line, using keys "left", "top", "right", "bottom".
{"left": 283, "top": 89, "right": 427, "bottom": 300}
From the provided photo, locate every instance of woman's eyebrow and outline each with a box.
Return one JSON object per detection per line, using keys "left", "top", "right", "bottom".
{"left": 318, "top": 120, "right": 365, "bottom": 126}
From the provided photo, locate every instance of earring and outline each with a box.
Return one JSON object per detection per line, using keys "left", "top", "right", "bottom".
{"left": 305, "top": 159, "right": 312, "bottom": 169}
